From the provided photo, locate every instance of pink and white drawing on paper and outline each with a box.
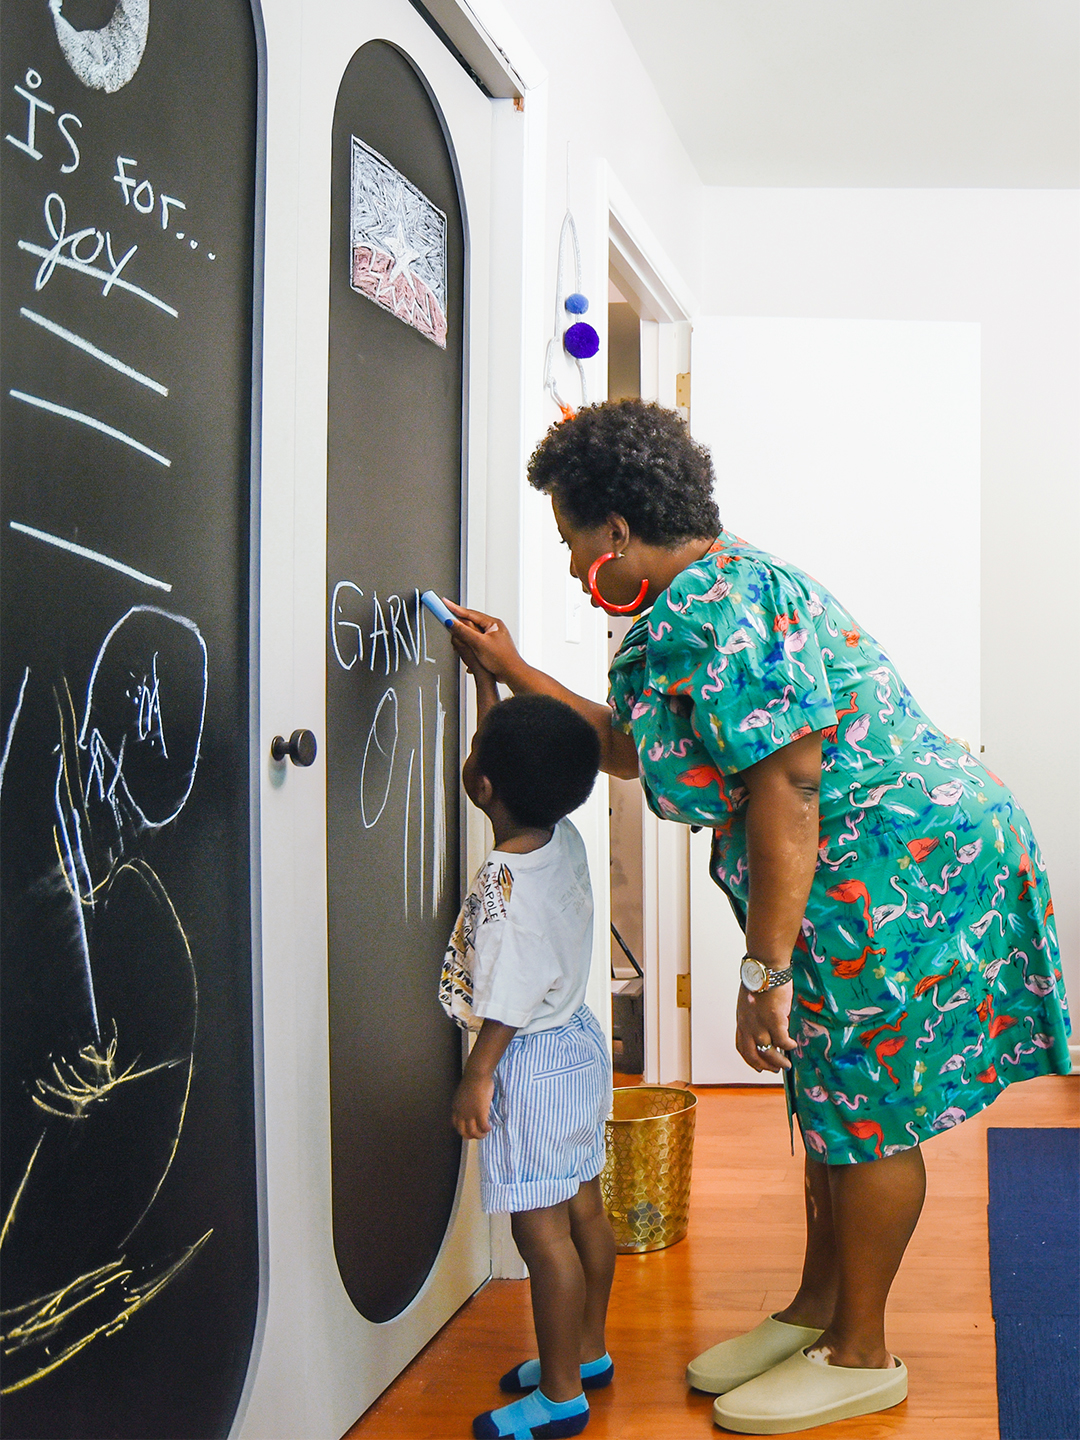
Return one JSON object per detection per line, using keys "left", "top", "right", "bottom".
{"left": 349, "top": 137, "right": 448, "bottom": 348}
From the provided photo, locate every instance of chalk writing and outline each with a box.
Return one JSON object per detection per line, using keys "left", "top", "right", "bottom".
{"left": 19, "top": 191, "right": 178, "bottom": 314}
{"left": 331, "top": 582, "right": 436, "bottom": 676}
{"left": 360, "top": 688, "right": 398, "bottom": 829}
{"left": 4, "top": 68, "right": 82, "bottom": 172}
{"left": 112, "top": 154, "right": 212, "bottom": 252}
{"left": 2, "top": 4, "right": 259, "bottom": 1415}
{"left": 333, "top": 576, "right": 453, "bottom": 917}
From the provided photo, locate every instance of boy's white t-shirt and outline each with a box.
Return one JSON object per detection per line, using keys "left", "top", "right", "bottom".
{"left": 453, "top": 818, "right": 594, "bottom": 1034}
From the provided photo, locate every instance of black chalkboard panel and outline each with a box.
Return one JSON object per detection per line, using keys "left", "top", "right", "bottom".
{"left": 0, "top": 3, "right": 260, "bottom": 1435}
{"left": 326, "top": 40, "right": 465, "bottom": 1324}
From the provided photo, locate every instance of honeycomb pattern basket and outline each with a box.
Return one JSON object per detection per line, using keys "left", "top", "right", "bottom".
{"left": 600, "top": 1086, "right": 697, "bottom": 1253}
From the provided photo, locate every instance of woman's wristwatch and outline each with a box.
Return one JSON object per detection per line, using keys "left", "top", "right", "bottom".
{"left": 739, "top": 955, "right": 794, "bottom": 993}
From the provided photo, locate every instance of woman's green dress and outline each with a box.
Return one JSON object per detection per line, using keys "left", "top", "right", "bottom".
{"left": 608, "top": 533, "right": 1071, "bottom": 1163}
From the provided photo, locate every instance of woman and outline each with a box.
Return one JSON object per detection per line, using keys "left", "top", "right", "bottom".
{"left": 448, "top": 400, "right": 1071, "bottom": 1436}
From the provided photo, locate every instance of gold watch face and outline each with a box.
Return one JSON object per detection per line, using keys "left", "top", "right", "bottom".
{"left": 740, "top": 959, "right": 767, "bottom": 992}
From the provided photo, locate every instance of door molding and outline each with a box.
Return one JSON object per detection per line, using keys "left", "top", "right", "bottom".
{"left": 601, "top": 163, "right": 695, "bottom": 1086}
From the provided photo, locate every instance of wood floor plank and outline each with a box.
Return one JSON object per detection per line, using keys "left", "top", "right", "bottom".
{"left": 343, "top": 1074, "right": 1077, "bottom": 1439}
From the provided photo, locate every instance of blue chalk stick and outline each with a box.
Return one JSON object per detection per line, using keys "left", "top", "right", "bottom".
{"left": 420, "top": 590, "right": 456, "bottom": 629}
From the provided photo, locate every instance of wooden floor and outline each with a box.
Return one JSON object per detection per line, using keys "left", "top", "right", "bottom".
{"left": 344, "top": 1074, "right": 1078, "bottom": 1440}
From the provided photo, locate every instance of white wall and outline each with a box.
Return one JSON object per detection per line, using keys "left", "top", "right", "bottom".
{"left": 503, "top": 0, "right": 703, "bottom": 306}
{"left": 691, "top": 316, "right": 982, "bottom": 746}
{"left": 698, "top": 186, "right": 1080, "bottom": 1012}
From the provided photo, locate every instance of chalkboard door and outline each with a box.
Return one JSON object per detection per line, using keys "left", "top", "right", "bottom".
{"left": 326, "top": 40, "right": 465, "bottom": 1325}
{"left": 0, "top": 2, "right": 260, "bottom": 1435}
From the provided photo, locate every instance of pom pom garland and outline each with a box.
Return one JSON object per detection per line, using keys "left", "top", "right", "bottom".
{"left": 544, "top": 212, "right": 597, "bottom": 418}
{"left": 564, "top": 321, "right": 600, "bottom": 360}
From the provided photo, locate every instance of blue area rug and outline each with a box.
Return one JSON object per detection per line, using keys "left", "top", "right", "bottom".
{"left": 987, "top": 1128, "right": 1079, "bottom": 1440}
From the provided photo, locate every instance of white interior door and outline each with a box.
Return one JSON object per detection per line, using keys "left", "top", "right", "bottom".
{"left": 239, "top": 5, "right": 495, "bottom": 1435}
{"left": 687, "top": 317, "right": 981, "bottom": 1086}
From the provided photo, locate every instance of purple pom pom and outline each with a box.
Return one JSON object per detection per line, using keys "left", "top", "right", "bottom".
{"left": 564, "top": 322, "right": 599, "bottom": 359}
{"left": 565, "top": 292, "right": 589, "bottom": 314}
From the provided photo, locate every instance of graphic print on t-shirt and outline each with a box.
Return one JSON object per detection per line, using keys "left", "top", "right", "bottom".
{"left": 440, "top": 861, "right": 513, "bottom": 1031}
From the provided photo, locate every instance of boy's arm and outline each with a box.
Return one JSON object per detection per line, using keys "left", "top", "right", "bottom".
{"left": 472, "top": 666, "right": 500, "bottom": 727}
{"left": 451, "top": 1018, "right": 516, "bottom": 1139}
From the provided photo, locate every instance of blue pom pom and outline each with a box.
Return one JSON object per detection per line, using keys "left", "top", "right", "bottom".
{"left": 565, "top": 292, "right": 589, "bottom": 314}
{"left": 564, "top": 321, "right": 599, "bottom": 359}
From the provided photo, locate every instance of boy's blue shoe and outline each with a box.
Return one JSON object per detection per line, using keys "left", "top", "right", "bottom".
{"left": 499, "top": 1355, "right": 613, "bottom": 1394}
{"left": 472, "top": 1388, "right": 590, "bottom": 1438}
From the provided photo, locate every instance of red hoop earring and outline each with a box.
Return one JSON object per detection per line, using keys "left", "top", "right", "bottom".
{"left": 587, "top": 553, "right": 650, "bottom": 616}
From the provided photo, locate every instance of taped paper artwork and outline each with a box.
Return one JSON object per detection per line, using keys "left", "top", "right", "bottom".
{"left": 350, "top": 137, "right": 448, "bottom": 348}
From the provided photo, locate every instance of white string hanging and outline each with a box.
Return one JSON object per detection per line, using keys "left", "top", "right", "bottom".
{"left": 543, "top": 211, "right": 598, "bottom": 420}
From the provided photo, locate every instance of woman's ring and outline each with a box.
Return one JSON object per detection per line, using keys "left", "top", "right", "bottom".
{"left": 756, "top": 1043, "right": 773, "bottom": 1053}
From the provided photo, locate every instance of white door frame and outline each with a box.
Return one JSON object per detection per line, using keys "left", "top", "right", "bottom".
{"left": 602, "top": 164, "right": 695, "bottom": 1087}
{"left": 237, "top": 3, "right": 547, "bottom": 1434}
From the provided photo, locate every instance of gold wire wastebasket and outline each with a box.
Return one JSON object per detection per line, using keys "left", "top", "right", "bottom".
{"left": 600, "top": 1086, "right": 697, "bottom": 1253}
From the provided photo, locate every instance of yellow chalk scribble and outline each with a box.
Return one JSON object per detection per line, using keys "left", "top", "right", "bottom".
{"left": 0, "top": 1132, "right": 46, "bottom": 1250}
{"left": 0, "top": 1231, "right": 213, "bottom": 1393}
{"left": 31, "top": 1021, "right": 183, "bottom": 1121}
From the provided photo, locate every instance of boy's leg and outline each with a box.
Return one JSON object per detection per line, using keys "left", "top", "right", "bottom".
{"left": 510, "top": 1201, "right": 585, "bottom": 1403}
{"left": 567, "top": 1177, "right": 616, "bottom": 1364}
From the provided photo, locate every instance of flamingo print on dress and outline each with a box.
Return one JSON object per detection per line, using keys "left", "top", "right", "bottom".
{"left": 606, "top": 529, "right": 1071, "bottom": 1163}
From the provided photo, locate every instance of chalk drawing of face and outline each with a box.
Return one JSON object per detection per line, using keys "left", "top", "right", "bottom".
{"left": 77, "top": 606, "right": 208, "bottom": 844}
{"left": 48, "top": 0, "right": 150, "bottom": 94}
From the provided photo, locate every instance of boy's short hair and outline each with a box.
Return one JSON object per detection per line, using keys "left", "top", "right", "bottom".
{"left": 475, "top": 695, "right": 601, "bottom": 828}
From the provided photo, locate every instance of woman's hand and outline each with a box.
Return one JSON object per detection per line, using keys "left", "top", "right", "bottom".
{"left": 735, "top": 981, "right": 797, "bottom": 1074}
{"left": 444, "top": 599, "right": 640, "bottom": 777}
{"left": 445, "top": 601, "right": 524, "bottom": 686}
{"left": 451, "top": 1073, "right": 495, "bottom": 1139}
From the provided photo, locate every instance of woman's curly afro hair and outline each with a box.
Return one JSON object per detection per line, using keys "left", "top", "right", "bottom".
{"left": 526, "top": 399, "right": 721, "bottom": 546}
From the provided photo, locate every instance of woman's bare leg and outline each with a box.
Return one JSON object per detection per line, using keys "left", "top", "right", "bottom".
{"left": 816, "top": 1145, "right": 926, "bottom": 1367}
{"left": 773, "top": 1155, "right": 838, "bottom": 1329}
{"left": 775, "top": 1147, "right": 926, "bottom": 1367}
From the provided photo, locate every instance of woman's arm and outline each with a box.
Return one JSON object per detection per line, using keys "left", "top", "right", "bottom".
{"left": 733, "top": 729, "right": 823, "bottom": 1074}
{"left": 446, "top": 601, "right": 640, "bottom": 779}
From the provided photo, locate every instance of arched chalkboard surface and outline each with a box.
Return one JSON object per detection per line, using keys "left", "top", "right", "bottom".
{"left": 327, "top": 40, "right": 465, "bottom": 1324}
{"left": 0, "top": 3, "right": 260, "bottom": 1435}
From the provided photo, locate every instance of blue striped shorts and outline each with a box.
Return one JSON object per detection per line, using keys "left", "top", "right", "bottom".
{"left": 480, "top": 1005, "right": 612, "bottom": 1215}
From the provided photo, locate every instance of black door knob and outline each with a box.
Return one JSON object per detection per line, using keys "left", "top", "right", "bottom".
{"left": 271, "top": 728, "right": 318, "bottom": 767}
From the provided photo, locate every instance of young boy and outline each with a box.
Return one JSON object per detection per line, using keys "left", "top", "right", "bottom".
{"left": 441, "top": 668, "right": 615, "bottom": 1440}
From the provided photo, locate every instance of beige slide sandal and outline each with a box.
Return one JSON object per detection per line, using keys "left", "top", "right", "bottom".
{"left": 686, "top": 1316, "right": 825, "bottom": 1395}
{"left": 713, "top": 1348, "right": 908, "bottom": 1434}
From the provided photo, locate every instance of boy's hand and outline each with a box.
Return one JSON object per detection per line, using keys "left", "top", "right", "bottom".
{"left": 446, "top": 601, "right": 523, "bottom": 686}
{"left": 452, "top": 1073, "right": 495, "bottom": 1139}
{"left": 452, "top": 1019, "right": 515, "bottom": 1139}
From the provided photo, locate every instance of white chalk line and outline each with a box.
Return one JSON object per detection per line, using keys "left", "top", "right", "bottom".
{"left": 17, "top": 240, "right": 178, "bottom": 317}
{"left": 20, "top": 307, "right": 168, "bottom": 395}
{"left": 432, "top": 675, "right": 446, "bottom": 917}
{"left": 417, "top": 688, "right": 426, "bottom": 916}
{"left": 403, "top": 749, "right": 415, "bottom": 921}
{"left": 9, "top": 389, "right": 171, "bottom": 467}
{"left": 0, "top": 666, "right": 30, "bottom": 796}
{"left": 8, "top": 521, "right": 172, "bottom": 591}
